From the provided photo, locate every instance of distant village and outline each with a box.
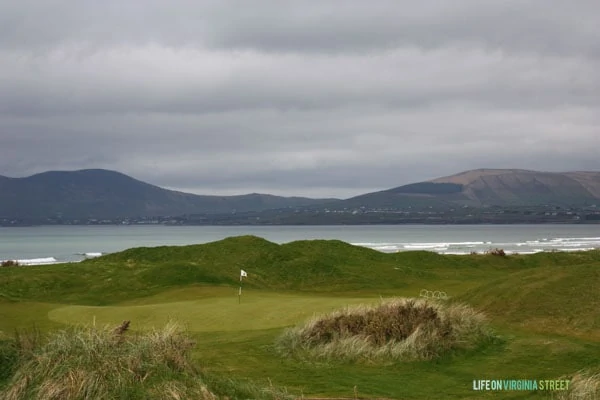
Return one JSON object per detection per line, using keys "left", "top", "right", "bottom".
{"left": 2, "top": 204, "right": 599, "bottom": 226}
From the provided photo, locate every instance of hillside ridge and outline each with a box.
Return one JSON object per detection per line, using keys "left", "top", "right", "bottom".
{"left": 0, "top": 169, "right": 336, "bottom": 219}
{"left": 331, "top": 168, "right": 600, "bottom": 210}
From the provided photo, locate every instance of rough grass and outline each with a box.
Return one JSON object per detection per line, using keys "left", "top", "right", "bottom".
{"left": 556, "top": 367, "right": 600, "bottom": 400}
{"left": 0, "top": 321, "right": 214, "bottom": 400}
{"left": 275, "top": 297, "right": 495, "bottom": 363}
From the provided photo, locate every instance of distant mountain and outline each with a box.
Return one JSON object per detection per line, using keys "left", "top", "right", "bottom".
{"left": 430, "top": 169, "right": 600, "bottom": 206}
{"left": 0, "top": 169, "right": 337, "bottom": 219}
{"left": 325, "top": 169, "right": 600, "bottom": 210}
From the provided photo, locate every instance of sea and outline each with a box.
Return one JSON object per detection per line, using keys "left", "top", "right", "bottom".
{"left": 1, "top": 224, "right": 599, "bottom": 265}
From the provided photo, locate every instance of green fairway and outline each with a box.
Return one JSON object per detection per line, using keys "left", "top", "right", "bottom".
{"left": 1, "top": 236, "right": 599, "bottom": 399}
{"left": 48, "top": 290, "right": 378, "bottom": 332}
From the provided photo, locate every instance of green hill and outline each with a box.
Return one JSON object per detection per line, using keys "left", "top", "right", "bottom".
{"left": 0, "top": 236, "right": 432, "bottom": 304}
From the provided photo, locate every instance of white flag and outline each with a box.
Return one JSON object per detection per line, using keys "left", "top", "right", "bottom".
{"left": 240, "top": 269, "right": 248, "bottom": 278}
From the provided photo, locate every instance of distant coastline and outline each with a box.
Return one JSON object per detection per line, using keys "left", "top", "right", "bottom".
{"left": 2, "top": 224, "right": 599, "bottom": 264}
{"left": 2, "top": 208, "right": 600, "bottom": 227}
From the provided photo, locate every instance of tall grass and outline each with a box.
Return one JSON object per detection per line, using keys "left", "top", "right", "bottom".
{"left": 0, "top": 321, "right": 214, "bottom": 400}
{"left": 555, "top": 368, "right": 600, "bottom": 400}
{"left": 0, "top": 326, "right": 42, "bottom": 386}
{"left": 275, "top": 297, "right": 496, "bottom": 363}
{"left": 0, "top": 321, "right": 296, "bottom": 400}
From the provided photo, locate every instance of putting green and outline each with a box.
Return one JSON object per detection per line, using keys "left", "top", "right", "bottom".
{"left": 48, "top": 291, "right": 377, "bottom": 332}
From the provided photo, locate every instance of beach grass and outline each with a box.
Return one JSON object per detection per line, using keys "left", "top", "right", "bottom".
{"left": 275, "top": 297, "right": 497, "bottom": 363}
{"left": 0, "top": 236, "right": 599, "bottom": 399}
{"left": 0, "top": 321, "right": 294, "bottom": 400}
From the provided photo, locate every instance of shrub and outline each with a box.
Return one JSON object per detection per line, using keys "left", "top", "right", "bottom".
{"left": 486, "top": 248, "right": 506, "bottom": 257}
{"left": 275, "top": 298, "right": 495, "bottom": 363}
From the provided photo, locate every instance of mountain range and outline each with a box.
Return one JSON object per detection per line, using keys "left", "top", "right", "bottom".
{"left": 0, "top": 169, "right": 336, "bottom": 219}
{"left": 1, "top": 168, "right": 599, "bottom": 220}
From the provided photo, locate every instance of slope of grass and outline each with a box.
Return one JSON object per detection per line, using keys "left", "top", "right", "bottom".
{"left": 459, "top": 262, "right": 600, "bottom": 339}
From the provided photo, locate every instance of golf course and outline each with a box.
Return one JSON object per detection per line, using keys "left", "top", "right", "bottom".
{"left": 1, "top": 235, "right": 599, "bottom": 399}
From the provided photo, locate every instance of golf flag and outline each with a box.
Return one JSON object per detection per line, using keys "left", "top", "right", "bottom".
{"left": 238, "top": 270, "right": 248, "bottom": 304}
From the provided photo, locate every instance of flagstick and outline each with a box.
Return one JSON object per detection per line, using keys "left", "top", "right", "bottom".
{"left": 238, "top": 269, "right": 247, "bottom": 304}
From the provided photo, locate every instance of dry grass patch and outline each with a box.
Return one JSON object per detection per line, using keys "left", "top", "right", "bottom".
{"left": 275, "top": 297, "right": 495, "bottom": 363}
{"left": 485, "top": 248, "right": 507, "bottom": 257}
{"left": 555, "top": 368, "right": 600, "bottom": 400}
{"left": 0, "top": 321, "right": 216, "bottom": 400}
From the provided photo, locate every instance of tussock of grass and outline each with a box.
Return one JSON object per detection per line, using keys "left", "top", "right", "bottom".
{"left": 1, "top": 260, "right": 19, "bottom": 267}
{"left": 275, "top": 298, "right": 495, "bottom": 363}
{"left": 556, "top": 368, "right": 600, "bottom": 400}
{"left": 485, "top": 248, "right": 506, "bottom": 257}
{"left": 0, "top": 321, "right": 215, "bottom": 400}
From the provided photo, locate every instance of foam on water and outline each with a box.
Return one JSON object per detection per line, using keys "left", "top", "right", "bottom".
{"left": 551, "top": 237, "right": 600, "bottom": 241}
{"left": 353, "top": 235, "right": 599, "bottom": 255}
{"left": 3, "top": 252, "right": 103, "bottom": 266}
{"left": 76, "top": 252, "right": 103, "bottom": 258}
{"left": 4, "top": 257, "right": 59, "bottom": 266}
{"left": 556, "top": 247, "right": 596, "bottom": 252}
{"left": 372, "top": 245, "right": 401, "bottom": 252}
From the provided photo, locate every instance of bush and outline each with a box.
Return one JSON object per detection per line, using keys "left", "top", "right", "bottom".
{"left": 486, "top": 248, "right": 506, "bottom": 257}
{"left": 275, "top": 298, "right": 496, "bottom": 363}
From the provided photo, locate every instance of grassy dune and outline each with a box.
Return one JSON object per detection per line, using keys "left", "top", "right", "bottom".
{"left": 1, "top": 236, "right": 599, "bottom": 399}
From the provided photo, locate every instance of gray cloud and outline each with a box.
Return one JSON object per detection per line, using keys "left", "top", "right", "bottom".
{"left": 1, "top": 1, "right": 599, "bottom": 198}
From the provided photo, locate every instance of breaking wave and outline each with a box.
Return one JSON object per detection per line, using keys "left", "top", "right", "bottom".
{"left": 75, "top": 252, "right": 103, "bottom": 258}
{"left": 352, "top": 236, "right": 600, "bottom": 254}
{"left": 2, "top": 251, "right": 104, "bottom": 266}
{"left": 2, "top": 257, "right": 58, "bottom": 266}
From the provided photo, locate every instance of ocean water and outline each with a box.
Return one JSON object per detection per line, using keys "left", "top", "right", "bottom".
{"left": 1, "top": 224, "right": 599, "bottom": 264}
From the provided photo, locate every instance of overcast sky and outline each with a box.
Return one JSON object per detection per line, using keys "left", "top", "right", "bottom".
{"left": 1, "top": 1, "right": 599, "bottom": 198}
